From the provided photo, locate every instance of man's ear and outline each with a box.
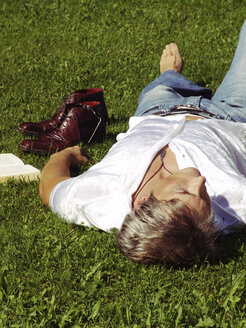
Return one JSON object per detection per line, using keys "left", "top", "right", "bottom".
{"left": 136, "top": 194, "right": 148, "bottom": 209}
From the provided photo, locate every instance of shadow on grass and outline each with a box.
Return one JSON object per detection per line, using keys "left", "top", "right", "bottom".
{"left": 214, "top": 229, "right": 246, "bottom": 264}
{"left": 149, "top": 229, "right": 246, "bottom": 271}
{"left": 188, "top": 229, "right": 246, "bottom": 270}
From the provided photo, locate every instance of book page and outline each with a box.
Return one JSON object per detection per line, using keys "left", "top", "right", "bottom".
{"left": 0, "top": 153, "right": 24, "bottom": 167}
{"left": 0, "top": 165, "right": 40, "bottom": 182}
{"left": 0, "top": 153, "right": 41, "bottom": 182}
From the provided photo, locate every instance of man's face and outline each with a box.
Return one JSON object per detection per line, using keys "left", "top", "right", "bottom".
{"left": 153, "top": 167, "right": 211, "bottom": 218}
{"left": 134, "top": 167, "right": 211, "bottom": 218}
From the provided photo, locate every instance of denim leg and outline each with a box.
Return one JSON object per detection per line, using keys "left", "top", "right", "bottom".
{"left": 211, "top": 20, "right": 246, "bottom": 122}
{"left": 138, "top": 70, "right": 212, "bottom": 104}
{"left": 135, "top": 70, "right": 212, "bottom": 116}
{"left": 134, "top": 84, "right": 183, "bottom": 116}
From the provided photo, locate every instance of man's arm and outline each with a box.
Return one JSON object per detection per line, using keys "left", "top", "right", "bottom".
{"left": 39, "top": 146, "right": 89, "bottom": 207}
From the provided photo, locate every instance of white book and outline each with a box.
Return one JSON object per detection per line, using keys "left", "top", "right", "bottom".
{"left": 0, "top": 153, "right": 41, "bottom": 183}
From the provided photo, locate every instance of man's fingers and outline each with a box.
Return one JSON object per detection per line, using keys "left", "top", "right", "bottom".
{"left": 59, "top": 146, "right": 89, "bottom": 165}
{"left": 80, "top": 148, "right": 89, "bottom": 159}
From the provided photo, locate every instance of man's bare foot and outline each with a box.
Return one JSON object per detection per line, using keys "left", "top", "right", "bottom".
{"left": 160, "top": 43, "right": 183, "bottom": 74}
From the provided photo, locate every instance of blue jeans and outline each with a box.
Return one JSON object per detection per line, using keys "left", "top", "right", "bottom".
{"left": 134, "top": 20, "right": 246, "bottom": 123}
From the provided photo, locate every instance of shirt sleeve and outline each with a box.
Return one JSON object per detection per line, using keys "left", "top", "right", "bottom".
{"left": 49, "top": 171, "right": 131, "bottom": 232}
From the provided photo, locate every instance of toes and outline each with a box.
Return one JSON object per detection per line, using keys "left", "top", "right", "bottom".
{"left": 162, "top": 49, "right": 168, "bottom": 56}
{"left": 170, "top": 43, "right": 180, "bottom": 54}
{"left": 170, "top": 42, "right": 178, "bottom": 48}
{"left": 160, "top": 43, "right": 183, "bottom": 74}
{"left": 165, "top": 44, "right": 172, "bottom": 56}
{"left": 163, "top": 43, "right": 176, "bottom": 56}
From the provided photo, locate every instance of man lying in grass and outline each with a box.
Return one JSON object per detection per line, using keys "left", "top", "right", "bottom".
{"left": 40, "top": 20, "right": 246, "bottom": 267}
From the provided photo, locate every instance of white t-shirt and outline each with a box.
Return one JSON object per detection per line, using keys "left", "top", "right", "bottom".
{"left": 50, "top": 115, "right": 246, "bottom": 234}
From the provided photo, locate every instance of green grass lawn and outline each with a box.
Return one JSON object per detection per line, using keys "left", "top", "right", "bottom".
{"left": 1, "top": 0, "right": 246, "bottom": 326}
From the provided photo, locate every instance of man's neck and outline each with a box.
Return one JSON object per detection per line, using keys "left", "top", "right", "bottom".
{"left": 132, "top": 145, "right": 179, "bottom": 209}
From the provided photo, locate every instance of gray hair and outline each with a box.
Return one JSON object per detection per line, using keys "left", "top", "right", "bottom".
{"left": 116, "top": 195, "right": 218, "bottom": 267}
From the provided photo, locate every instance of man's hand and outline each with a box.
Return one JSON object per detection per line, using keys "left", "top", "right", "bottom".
{"left": 53, "top": 145, "right": 89, "bottom": 167}
{"left": 39, "top": 146, "right": 89, "bottom": 207}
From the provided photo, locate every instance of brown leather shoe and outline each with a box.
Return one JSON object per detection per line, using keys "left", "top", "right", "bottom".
{"left": 18, "top": 88, "right": 108, "bottom": 137}
{"left": 18, "top": 102, "right": 106, "bottom": 154}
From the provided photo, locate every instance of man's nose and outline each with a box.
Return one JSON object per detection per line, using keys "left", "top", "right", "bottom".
{"left": 188, "top": 176, "right": 206, "bottom": 195}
